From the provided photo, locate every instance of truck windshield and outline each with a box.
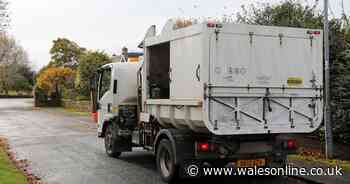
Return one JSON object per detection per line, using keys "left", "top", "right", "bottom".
{"left": 98, "top": 68, "right": 112, "bottom": 100}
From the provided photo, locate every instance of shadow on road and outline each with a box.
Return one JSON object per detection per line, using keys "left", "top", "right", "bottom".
{"left": 119, "top": 151, "right": 294, "bottom": 184}
{"left": 120, "top": 151, "right": 156, "bottom": 171}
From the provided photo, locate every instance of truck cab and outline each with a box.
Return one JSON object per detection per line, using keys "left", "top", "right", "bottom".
{"left": 96, "top": 62, "right": 141, "bottom": 138}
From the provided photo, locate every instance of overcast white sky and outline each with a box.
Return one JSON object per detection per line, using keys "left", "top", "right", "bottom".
{"left": 8, "top": 0, "right": 350, "bottom": 70}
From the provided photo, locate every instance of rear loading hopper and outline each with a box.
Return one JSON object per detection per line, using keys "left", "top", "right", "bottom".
{"left": 142, "top": 23, "right": 323, "bottom": 135}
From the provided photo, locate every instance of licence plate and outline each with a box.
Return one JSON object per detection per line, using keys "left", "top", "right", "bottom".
{"left": 236, "top": 159, "right": 266, "bottom": 168}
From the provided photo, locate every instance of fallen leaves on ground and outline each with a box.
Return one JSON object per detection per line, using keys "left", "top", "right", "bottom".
{"left": 298, "top": 147, "right": 323, "bottom": 158}
{"left": 0, "top": 138, "right": 42, "bottom": 184}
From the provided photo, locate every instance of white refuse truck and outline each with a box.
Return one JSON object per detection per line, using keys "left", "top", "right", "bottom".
{"left": 93, "top": 22, "right": 323, "bottom": 182}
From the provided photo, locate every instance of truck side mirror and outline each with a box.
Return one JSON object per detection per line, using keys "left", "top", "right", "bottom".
{"left": 90, "top": 73, "right": 98, "bottom": 113}
{"left": 90, "top": 74, "right": 98, "bottom": 91}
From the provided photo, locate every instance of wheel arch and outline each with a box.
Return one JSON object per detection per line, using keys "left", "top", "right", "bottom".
{"left": 154, "top": 129, "right": 194, "bottom": 165}
{"left": 99, "top": 116, "right": 118, "bottom": 138}
{"left": 154, "top": 129, "right": 178, "bottom": 163}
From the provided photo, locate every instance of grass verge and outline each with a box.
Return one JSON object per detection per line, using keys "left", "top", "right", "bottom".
{"left": 36, "top": 107, "right": 91, "bottom": 117}
{"left": 0, "top": 139, "right": 28, "bottom": 184}
{"left": 289, "top": 154, "right": 350, "bottom": 172}
{"left": 64, "top": 108, "right": 90, "bottom": 117}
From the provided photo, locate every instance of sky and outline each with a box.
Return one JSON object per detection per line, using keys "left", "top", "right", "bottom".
{"left": 8, "top": 0, "right": 350, "bottom": 70}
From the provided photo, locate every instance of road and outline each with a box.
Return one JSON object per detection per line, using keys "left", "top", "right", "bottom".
{"left": 0, "top": 98, "right": 309, "bottom": 184}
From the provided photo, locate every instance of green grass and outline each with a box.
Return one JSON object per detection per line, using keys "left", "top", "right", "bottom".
{"left": 64, "top": 108, "right": 90, "bottom": 117}
{"left": 289, "top": 154, "right": 350, "bottom": 172}
{"left": 0, "top": 91, "right": 31, "bottom": 96}
{"left": 0, "top": 148, "right": 27, "bottom": 184}
{"left": 37, "top": 107, "right": 91, "bottom": 118}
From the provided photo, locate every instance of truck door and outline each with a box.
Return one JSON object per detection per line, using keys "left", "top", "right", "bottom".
{"left": 97, "top": 66, "right": 113, "bottom": 131}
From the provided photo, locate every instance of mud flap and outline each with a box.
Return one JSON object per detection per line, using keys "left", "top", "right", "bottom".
{"left": 114, "top": 134, "right": 132, "bottom": 152}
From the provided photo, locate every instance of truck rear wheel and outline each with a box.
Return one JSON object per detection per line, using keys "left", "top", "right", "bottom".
{"left": 156, "top": 139, "right": 178, "bottom": 183}
{"left": 104, "top": 123, "right": 122, "bottom": 158}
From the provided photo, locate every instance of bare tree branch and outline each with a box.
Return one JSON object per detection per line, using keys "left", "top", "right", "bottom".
{"left": 341, "top": 0, "right": 349, "bottom": 25}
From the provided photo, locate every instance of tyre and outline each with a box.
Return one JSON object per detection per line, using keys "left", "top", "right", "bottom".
{"left": 156, "top": 139, "right": 178, "bottom": 183}
{"left": 104, "top": 123, "right": 122, "bottom": 158}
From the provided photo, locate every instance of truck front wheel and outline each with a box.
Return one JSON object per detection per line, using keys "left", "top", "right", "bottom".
{"left": 104, "top": 123, "right": 122, "bottom": 158}
{"left": 156, "top": 139, "right": 178, "bottom": 183}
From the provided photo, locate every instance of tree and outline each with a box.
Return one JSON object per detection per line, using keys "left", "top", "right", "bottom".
{"left": 0, "top": 1, "right": 33, "bottom": 95}
{"left": 0, "top": 64, "right": 33, "bottom": 94}
{"left": 36, "top": 67, "right": 76, "bottom": 96}
{"left": 0, "top": 0, "right": 9, "bottom": 32}
{"left": 0, "top": 34, "right": 34, "bottom": 94}
{"left": 237, "top": 0, "right": 323, "bottom": 29}
{"left": 344, "top": 24, "right": 350, "bottom": 43}
{"left": 75, "top": 51, "right": 111, "bottom": 97}
{"left": 0, "top": 64, "right": 10, "bottom": 94}
{"left": 49, "top": 38, "right": 86, "bottom": 67}
{"left": 236, "top": 0, "right": 350, "bottom": 143}
{"left": 0, "top": 33, "right": 16, "bottom": 64}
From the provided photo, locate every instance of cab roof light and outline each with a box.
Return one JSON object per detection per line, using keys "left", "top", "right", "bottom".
{"left": 313, "top": 31, "right": 321, "bottom": 35}
{"left": 207, "top": 22, "right": 223, "bottom": 28}
{"left": 207, "top": 22, "right": 216, "bottom": 28}
{"left": 307, "top": 30, "right": 321, "bottom": 35}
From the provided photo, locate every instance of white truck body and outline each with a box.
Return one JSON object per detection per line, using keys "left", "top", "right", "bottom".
{"left": 95, "top": 22, "right": 319, "bottom": 181}
{"left": 142, "top": 22, "right": 323, "bottom": 135}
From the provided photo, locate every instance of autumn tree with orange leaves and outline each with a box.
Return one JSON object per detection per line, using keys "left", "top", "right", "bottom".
{"left": 36, "top": 67, "right": 75, "bottom": 96}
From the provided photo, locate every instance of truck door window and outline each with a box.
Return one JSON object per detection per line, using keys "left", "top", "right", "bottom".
{"left": 99, "top": 68, "right": 112, "bottom": 99}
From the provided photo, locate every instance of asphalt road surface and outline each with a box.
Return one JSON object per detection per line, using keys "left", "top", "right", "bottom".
{"left": 0, "top": 98, "right": 309, "bottom": 184}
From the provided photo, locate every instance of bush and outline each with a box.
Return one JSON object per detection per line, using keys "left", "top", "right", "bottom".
{"left": 34, "top": 86, "right": 61, "bottom": 107}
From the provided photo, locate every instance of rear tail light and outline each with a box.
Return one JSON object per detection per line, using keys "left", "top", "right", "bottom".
{"left": 283, "top": 139, "right": 297, "bottom": 150}
{"left": 207, "top": 22, "right": 216, "bottom": 28}
{"left": 313, "top": 31, "right": 321, "bottom": 35}
{"left": 307, "top": 30, "right": 321, "bottom": 35}
{"left": 207, "top": 22, "right": 223, "bottom": 28}
{"left": 197, "top": 143, "right": 210, "bottom": 152}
